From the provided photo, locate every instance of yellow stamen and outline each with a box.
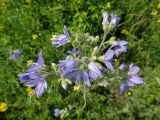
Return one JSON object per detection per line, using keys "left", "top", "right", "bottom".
{"left": 27, "top": 60, "right": 33, "bottom": 66}
{"left": 26, "top": 87, "right": 35, "bottom": 97}
{"left": 0, "top": 102, "right": 8, "bottom": 112}
{"left": 50, "top": 35, "right": 57, "bottom": 41}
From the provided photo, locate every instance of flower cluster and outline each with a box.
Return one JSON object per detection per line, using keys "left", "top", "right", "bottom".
{"left": 16, "top": 11, "right": 144, "bottom": 118}
{"left": 50, "top": 12, "right": 143, "bottom": 94}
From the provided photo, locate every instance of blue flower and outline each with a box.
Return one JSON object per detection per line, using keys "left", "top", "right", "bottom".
{"left": 110, "top": 14, "right": 121, "bottom": 26}
{"left": 127, "top": 63, "right": 143, "bottom": 86}
{"left": 119, "top": 63, "right": 143, "bottom": 94}
{"left": 18, "top": 51, "right": 48, "bottom": 97}
{"left": 11, "top": 50, "right": 22, "bottom": 61}
{"left": 112, "top": 40, "right": 128, "bottom": 57}
{"left": 102, "top": 12, "right": 120, "bottom": 32}
{"left": 64, "top": 69, "right": 91, "bottom": 86}
{"left": 54, "top": 108, "right": 61, "bottom": 117}
{"left": 58, "top": 56, "right": 78, "bottom": 74}
{"left": 88, "top": 62, "right": 103, "bottom": 80}
{"left": 52, "top": 25, "right": 70, "bottom": 47}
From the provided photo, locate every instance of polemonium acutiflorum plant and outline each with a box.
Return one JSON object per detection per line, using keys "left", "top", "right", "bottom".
{"left": 18, "top": 12, "right": 144, "bottom": 119}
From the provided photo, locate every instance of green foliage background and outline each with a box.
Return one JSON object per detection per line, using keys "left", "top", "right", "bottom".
{"left": 0, "top": 0, "right": 160, "bottom": 119}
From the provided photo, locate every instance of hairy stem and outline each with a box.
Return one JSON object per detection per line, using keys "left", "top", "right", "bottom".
{"left": 76, "top": 85, "right": 86, "bottom": 113}
{"left": 98, "top": 31, "right": 108, "bottom": 53}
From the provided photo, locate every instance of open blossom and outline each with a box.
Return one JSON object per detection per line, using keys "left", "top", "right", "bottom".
{"left": 64, "top": 69, "right": 91, "bottom": 86}
{"left": 112, "top": 40, "right": 128, "bottom": 57}
{"left": 119, "top": 63, "right": 143, "bottom": 94}
{"left": 52, "top": 25, "right": 70, "bottom": 47}
{"left": 58, "top": 56, "right": 90, "bottom": 86}
{"left": 11, "top": 50, "right": 22, "bottom": 61}
{"left": 88, "top": 62, "right": 103, "bottom": 80}
{"left": 18, "top": 51, "right": 48, "bottom": 97}
{"left": 58, "top": 56, "right": 78, "bottom": 74}
{"left": 127, "top": 63, "right": 143, "bottom": 86}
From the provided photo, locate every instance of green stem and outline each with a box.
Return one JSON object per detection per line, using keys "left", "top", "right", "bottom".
{"left": 76, "top": 85, "right": 86, "bottom": 113}
{"left": 98, "top": 31, "right": 108, "bottom": 53}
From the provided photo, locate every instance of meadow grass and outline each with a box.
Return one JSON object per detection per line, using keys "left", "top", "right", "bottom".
{"left": 0, "top": 0, "right": 160, "bottom": 119}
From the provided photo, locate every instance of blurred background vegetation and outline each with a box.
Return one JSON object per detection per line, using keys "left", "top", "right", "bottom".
{"left": 0, "top": 0, "right": 160, "bottom": 119}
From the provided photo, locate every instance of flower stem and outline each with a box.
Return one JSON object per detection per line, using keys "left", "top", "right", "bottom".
{"left": 76, "top": 84, "right": 86, "bottom": 113}
{"left": 98, "top": 31, "right": 108, "bottom": 53}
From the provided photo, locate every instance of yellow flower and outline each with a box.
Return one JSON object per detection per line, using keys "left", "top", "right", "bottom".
{"left": 151, "top": 10, "right": 158, "bottom": 16}
{"left": 106, "top": 2, "right": 111, "bottom": 9}
{"left": 127, "top": 91, "right": 132, "bottom": 96}
{"left": 157, "top": 3, "right": 160, "bottom": 9}
{"left": 32, "top": 34, "right": 38, "bottom": 40}
{"left": 26, "top": 0, "right": 32, "bottom": 4}
{"left": 121, "top": 29, "right": 129, "bottom": 35}
{"left": 73, "top": 86, "right": 81, "bottom": 91}
{"left": 50, "top": 35, "right": 57, "bottom": 41}
{"left": 26, "top": 87, "right": 35, "bottom": 97}
{"left": 27, "top": 60, "right": 33, "bottom": 66}
{"left": 0, "top": 102, "right": 8, "bottom": 112}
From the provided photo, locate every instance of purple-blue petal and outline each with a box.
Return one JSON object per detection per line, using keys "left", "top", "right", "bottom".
{"left": 119, "top": 40, "right": 128, "bottom": 46}
{"left": 119, "top": 46, "right": 127, "bottom": 52}
{"left": 27, "top": 64, "right": 42, "bottom": 72}
{"left": 63, "top": 25, "right": 69, "bottom": 38}
{"left": 81, "top": 70, "right": 91, "bottom": 86}
{"left": 114, "top": 49, "right": 120, "bottom": 57}
{"left": 110, "top": 14, "right": 120, "bottom": 25}
{"left": 102, "top": 12, "right": 109, "bottom": 25}
{"left": 104, "top": 60, "right": 114, "bottom": 72}
{"left": 23, "top": 79, "right": 39, "bottom": 87}
{"left": 12, "top": 50, "right": 22, "bottom": 60}
{"left": 29, "top": 72, "right": 39, "bottom": 79}
{"left": 129, "top": 66, "right": 140, "bottom": 75}
{"left": 54, "top": 108, "right": 61, "bottom": 117}
{"left": 127, "top": 81, "right": 135, "bottom": 86}
{"left": 18, "top": 73, "right": 30, "bottom": 82}
{"left": 63, "top": 69, "right": 79, "bottom": 80}
{"left": 119, "top": 82, "right": 129, "bottom": 95}
{"left": 119, "top": 63, "right": 126, "bottom": 71}
{"left": 88, "top": 62, "right": 102, "bottom": 76}
{"left": 34, "top": 79, "right": 47, "bottom": 97}
{"left": 37, "top": 51, "right": 44, "bottom": 65}
{"left": 105, "top": 49, "right": 114, "bottom": 60}
{"left": 129, "top": 76, "right": 143, "bottom": 85}
{"left": 89, "top": 71, "right": 97, "bottom": 80}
